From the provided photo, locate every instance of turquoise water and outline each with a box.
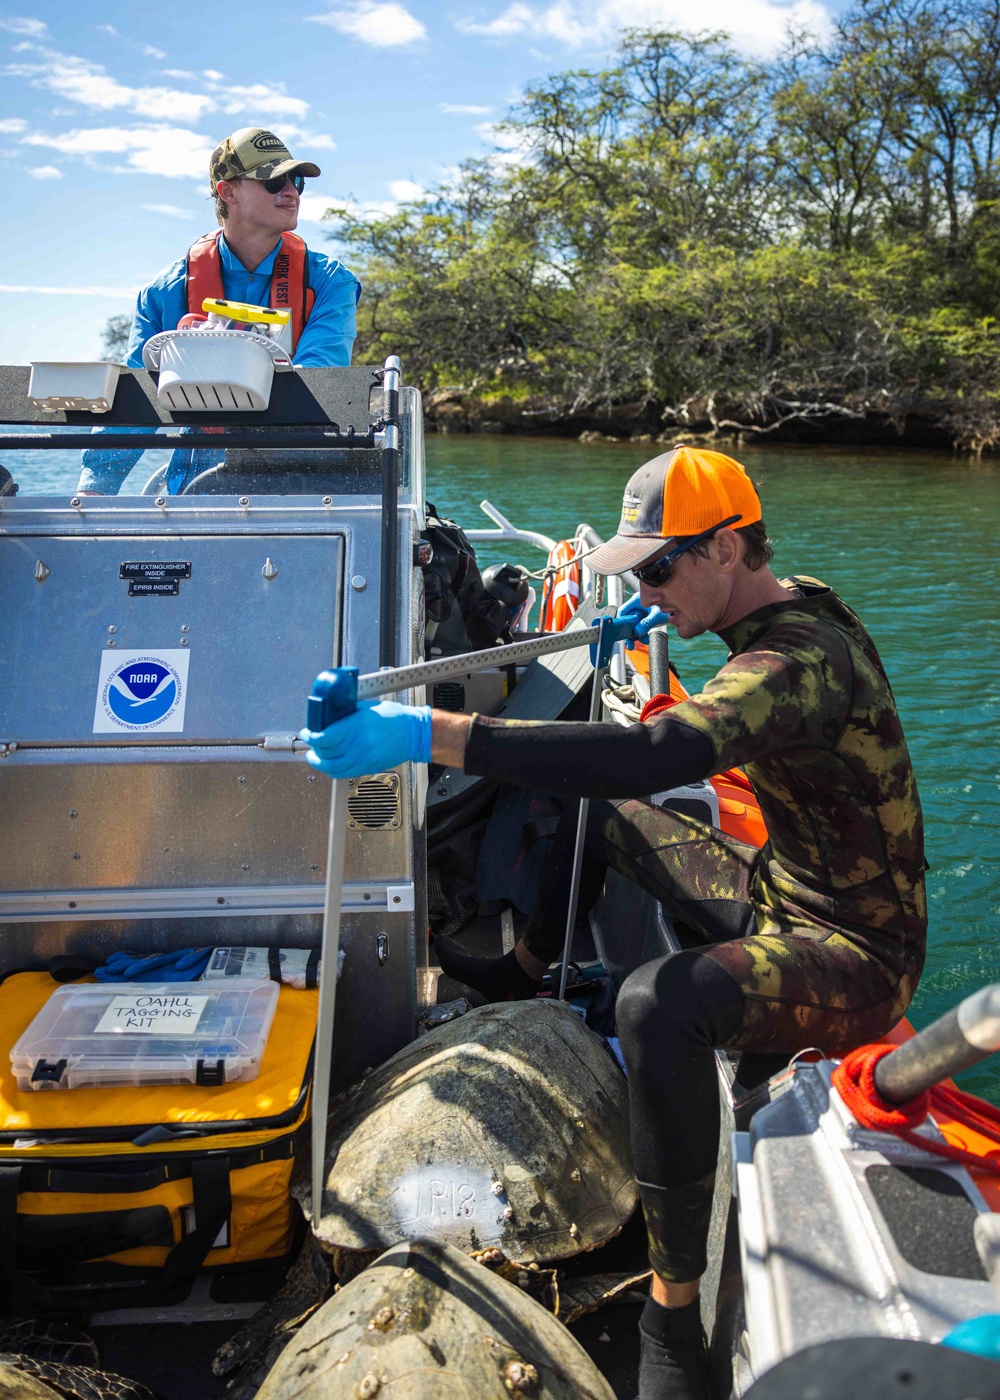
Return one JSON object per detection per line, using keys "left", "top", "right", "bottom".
{"left": 426, "top": 436, "right": 1000, "bottom": 1098}
{"left": 9, "top": 437, "right": 1000, "bottom": 1094}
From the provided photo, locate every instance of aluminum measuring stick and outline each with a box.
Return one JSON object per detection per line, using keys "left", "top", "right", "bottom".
{"left": 305, "top": 616, "right": 632, "bottom": 1222}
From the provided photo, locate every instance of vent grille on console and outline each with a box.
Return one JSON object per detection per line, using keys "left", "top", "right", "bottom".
{"left": 432, "top": 682, "right": 466, "bottom": 711}
{"left": 347, "top": 774, "right": 401, "bottom": 830}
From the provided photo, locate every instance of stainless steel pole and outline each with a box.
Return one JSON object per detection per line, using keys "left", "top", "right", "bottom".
{"left": 310, "top": 779, "right": 348, "bottom": 1223}
{"left": 557, "top": 619, "right": 608, "bottom": 1000}
{"left": 874, "top": 983, "right": 1000, "bottom": 1104}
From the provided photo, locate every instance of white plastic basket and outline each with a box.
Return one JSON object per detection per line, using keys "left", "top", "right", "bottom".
{"left": 28, "top": 361, "right": 123, "bottom": 413}
{"left": 143, "top": 329, "right": 291, "bottom": 412}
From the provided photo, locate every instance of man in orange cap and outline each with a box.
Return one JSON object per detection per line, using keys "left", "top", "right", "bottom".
{"left": 303, "top": 445, "right": 927, "bottom": 1400}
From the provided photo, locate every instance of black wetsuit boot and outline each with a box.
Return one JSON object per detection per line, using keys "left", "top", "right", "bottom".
{"left": 638, "top": 1297, "right": 710, "bottom": 1400}
{"left": 433, "top": 936, "right": 542, "bottom": 1002}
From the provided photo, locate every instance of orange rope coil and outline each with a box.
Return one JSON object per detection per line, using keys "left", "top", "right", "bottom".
{"left": 833, "top": 1043, "right": 1000, "bottom": 1175}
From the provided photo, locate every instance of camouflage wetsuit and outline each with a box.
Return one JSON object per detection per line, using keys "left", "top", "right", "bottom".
{"left": 465, "top": 577, "right": 927, "bottom": 1280}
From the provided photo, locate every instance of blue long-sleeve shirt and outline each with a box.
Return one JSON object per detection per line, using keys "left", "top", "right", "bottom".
{"left": 78, "top": 234, "right": 362, "bottom": 495}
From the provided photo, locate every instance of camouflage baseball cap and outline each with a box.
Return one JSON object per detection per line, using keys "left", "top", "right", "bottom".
{"left": 587, "top": 446, "right": 762, "bottom": 574}
{"left": 210, "top": 127, "right": 321, "bottom": 192}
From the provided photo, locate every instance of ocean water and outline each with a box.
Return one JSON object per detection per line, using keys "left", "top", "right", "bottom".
{"left": 425, "top": 435, "right": 1000, "bottom": 1098}
{"left": 8, "top": 435, "right": 1000, "bottom": 1094}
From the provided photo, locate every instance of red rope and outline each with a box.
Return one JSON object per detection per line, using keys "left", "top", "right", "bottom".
{"left": 832, "top": 1044, "right": 1000, "bottom": 1174}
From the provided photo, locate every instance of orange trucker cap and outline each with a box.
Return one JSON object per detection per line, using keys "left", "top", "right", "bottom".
{"left": 587, "top": 446, "right": 762, "bottom": 575}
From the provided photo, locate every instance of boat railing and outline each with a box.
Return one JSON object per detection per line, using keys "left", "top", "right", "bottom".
{"left": 463, "top": 499, "right": 557, "bottom": 554}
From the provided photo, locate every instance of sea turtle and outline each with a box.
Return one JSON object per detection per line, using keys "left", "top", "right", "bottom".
{"left": 0, "top": 1335, "right": 157, "bottom": 1400}
{"left": 254, "top": 1236, "right": 616, "bottom": 1400}
{"left": 212, "top": 1228, "right": 334, "bottom": 1400}
{"left": 0, "top": 1320, "right": 157, "bottom": 1400}
{"left": 295, "top": 999, "right": 636, "bottom": 1265}
{"left": 0, "top": 1359, "right": 156, "bottom": 1400}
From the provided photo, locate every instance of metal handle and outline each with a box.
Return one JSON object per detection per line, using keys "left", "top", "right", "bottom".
{"left": 874, "top": 983, "right": 1000, "bottom": 1104}
{"left": 647, "top": 626, "right": 670, "bottom": 698}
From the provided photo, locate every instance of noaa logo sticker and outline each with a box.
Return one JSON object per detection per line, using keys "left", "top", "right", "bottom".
{"left": 93, "top": 650, "right": 190, "bottom": 734}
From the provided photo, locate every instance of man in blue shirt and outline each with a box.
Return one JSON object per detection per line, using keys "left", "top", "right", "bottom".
{"left": 79, "top": 126, "right": 361, "bottom": 495}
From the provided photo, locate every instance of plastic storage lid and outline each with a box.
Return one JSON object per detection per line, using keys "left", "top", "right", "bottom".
{"left": 10, "top": 979, "right": 280, "bottom": 1091}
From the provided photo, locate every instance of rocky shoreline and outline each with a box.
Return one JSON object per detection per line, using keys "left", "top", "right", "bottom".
{"left": 422, "top": 388, "right": 963, "bottom": 453}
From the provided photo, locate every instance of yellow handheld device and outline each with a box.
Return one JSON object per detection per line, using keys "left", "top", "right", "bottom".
{"left": 201, "top": 298, "right": 291, "bottom": 327}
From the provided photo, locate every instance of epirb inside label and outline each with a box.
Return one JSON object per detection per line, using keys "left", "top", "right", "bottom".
{"left": 93, "top": 649, "right": 189, "bottom": 733}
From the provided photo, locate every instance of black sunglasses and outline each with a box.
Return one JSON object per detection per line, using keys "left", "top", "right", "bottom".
{"left": 634, "top": 515, "right": 742, "bottom": 586}
{"left": 261, "top": 172, "right": 305, "bottom": 195}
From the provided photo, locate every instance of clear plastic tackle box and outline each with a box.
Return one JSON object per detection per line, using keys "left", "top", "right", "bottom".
{"left": 10, "top": 980, "right": 280, "bottom": 1091}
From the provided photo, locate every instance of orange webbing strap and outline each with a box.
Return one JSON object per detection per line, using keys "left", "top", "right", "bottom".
{"left": 833, "top": 1043, "right": 1000, "bottom": 1174}
{"left": 186, "top": 230, "right": 313, "bottom": 352}
{"left": 270, "top": 232, "right": 312, "bottom": 352}
{"left": 185, "top": 231, "right": 225, "bottom": 315}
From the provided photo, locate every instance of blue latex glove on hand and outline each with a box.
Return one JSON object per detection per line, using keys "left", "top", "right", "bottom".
{"left": 95, "top": 947, "right": 211, "bottom": 983}
{"left": 589, "top": 594, "right": 671, "bottom": 664}
{"left": 616, "top": 592, "right": 671, "bottom": 647}
{"left": 300, "top": 700, "right": 433, "bottom": 780}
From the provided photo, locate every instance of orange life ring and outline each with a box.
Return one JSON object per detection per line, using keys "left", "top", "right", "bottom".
{"left": 539, "top": 540, "right": 581, "bottom": 632}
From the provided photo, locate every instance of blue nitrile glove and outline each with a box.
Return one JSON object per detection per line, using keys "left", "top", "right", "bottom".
{"left": 616, "top": 592, "right": 671, "bottom": 648}
{"left": 589, "top": 596, "right": 672, "bottom": 665}
{"left": 299, "top": 699, "right": 433, "bottom": 780}
{"left": 94, "top": 947, "right": 212, "bottom": 982}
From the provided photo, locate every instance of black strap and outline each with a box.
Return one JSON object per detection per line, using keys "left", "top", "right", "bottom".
{"left": 0, "top": 1162, "right": 59, "bottom": 1310}
{"left": 268, "top": 946, "right": 283, "bottom": 983}
{"left": 46, "top": 954, "right": 101, "bottom": 982}
{"left": 0, "top": 1155, "right": 232, "bottom": 1312}
{"left": 305, "top": 949, "right": 320, "bottom": 990}
{"left": 149, "top": 1155, "right": 232, "bottom": 1298}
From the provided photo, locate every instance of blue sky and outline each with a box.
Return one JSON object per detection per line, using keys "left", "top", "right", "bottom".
{"left": 0, "top": 0, "right": 833, "bottom": 364}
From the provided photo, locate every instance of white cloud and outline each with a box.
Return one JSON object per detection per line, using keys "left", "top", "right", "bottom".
{"left": 266, "top": 124, "right": 338, "bottom": 152}
{"left": 28, "top": 163, "right": 60, "bottom": 178}
{"left": 457, "top": 0, "right": 830, "bottom": 52}
{"left": 6, "top": 46, "right": 217, "bottom": 121}
{"left": 458, "top": 2, "right": 535, "bottom": 36}
{"left": 0, "top": 15, "right": 46, "bottom": 35}
{"left": 439, "top": 101, "right": 492, "bottom": 114}
{"left": 161, "top": 68, "right": 196, "bottom": 79}
{"left": 218, "top": 82, "right": 309, "bottom": 119}
{"left": 202, "top": 68, "right": 224, "bottom": 81}
{"left": 297, "top": 192, "right": 341, "bottom": 222}
{"left": 307, "top": 2, "right": 427, "bottom": 46}
{"left": 22, "top": 123, "right": 215, "bottom": 178}
{"left": 388, "top": 178, "right": 424, "bottom": 200}
{"left": 0, "top": 116, "right": 27, "bottom": 132}
{"left": 298, "top": 190, "right": 408, "bottom": 222}
{"left": 96, "top": 25, "right": 168, "bottom": 60}
{"left": 142, "top": 201, "right": 195, "bottom": 218}
{"left": 0, "top": 282, "right": 138, "bottom": 296}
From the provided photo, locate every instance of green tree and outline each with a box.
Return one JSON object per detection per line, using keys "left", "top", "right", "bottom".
{"left": 101, "top": 313, "right": 131, "bottom": 361}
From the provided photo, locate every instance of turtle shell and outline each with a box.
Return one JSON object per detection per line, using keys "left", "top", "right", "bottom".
{"left": 0, "top": 1358, "right": 156, "bottom": 1400}
{"left": 254, "top": 1236, "right": 616, "bottom": 1400}
{"left": 297, "top": 999, "right": 636, "bottom": 1263}
{"left": 0, "top": 1360, "right": 62, "bottom": 1400}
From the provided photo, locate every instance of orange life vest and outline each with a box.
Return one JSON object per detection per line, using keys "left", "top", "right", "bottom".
{"left": 185, "top": 230, "right": 315, "bottom": 352}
